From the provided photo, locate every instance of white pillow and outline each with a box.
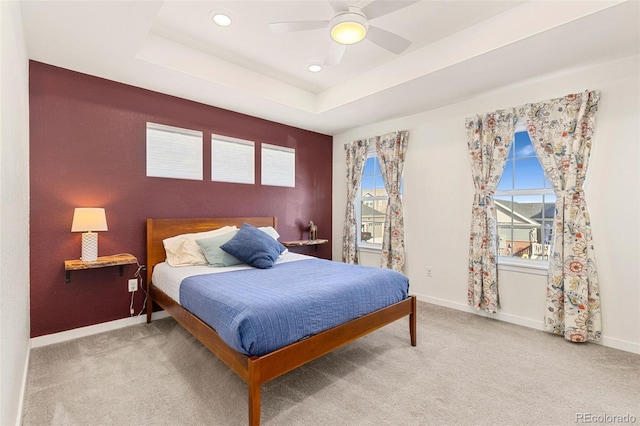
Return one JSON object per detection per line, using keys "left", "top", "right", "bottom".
{"left": 258, "top": 226, "right": 280, "bottom": 240}
{"left": 258, "top": 226, "right": 288, "bottom": 255}
{"left": 163, "top": 226, "right": 237, "bottom": 266}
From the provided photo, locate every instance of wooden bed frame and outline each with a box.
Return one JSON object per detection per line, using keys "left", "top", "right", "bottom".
{"left": 146, "top": 217, "right": 417, "bottom": 426}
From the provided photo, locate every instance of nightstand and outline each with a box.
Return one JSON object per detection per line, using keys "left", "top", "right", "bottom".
{"left": 64, "top": 253, "right": 138, "bottom": 283}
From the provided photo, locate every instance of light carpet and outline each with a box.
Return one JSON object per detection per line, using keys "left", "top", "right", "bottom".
{"left": 22, "top": 302, "right": 640, "bottom": 425}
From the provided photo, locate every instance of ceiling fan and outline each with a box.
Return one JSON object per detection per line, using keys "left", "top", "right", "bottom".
{"left": 269, "top": 1, "right": 418, "bottom": 65}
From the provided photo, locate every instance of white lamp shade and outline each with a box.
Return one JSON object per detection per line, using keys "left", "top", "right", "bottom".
{"left": 71, "top": 208, "right": 108, "bottom": 232}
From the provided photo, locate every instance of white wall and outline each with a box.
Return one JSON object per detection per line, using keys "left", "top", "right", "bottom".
{"left": 0, "top": 1, "right": 31, "bottom": 425}
{"left": 332, "top": 55, "right": 640, "bottom": 354}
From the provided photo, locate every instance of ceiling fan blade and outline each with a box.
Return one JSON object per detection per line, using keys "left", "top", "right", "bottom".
{"left": 324, "top": 42, "right": 347, "bottom": 65}
{"left": 366, "top": 25, "right": 411, "bottom": 54}
{"left": 361, "top": 0, "right": 419, "bottom": 20}
{"left": 269, "top": 21, "right": 329, "bottom": 34}
{"left": 328, "top": 1, "right": 350, "bottom": 13}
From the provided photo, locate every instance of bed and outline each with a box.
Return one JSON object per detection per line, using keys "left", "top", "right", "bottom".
{"left": 146, "top": 217, "right": 417, "bottom": 425}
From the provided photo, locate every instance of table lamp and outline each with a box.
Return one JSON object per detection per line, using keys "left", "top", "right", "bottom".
{"left": 71, "top": 208, "right": 108, "bottom": 262}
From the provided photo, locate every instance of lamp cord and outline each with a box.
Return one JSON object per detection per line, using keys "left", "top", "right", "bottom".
{"left": 113, "top": 253, "right": 147, "bottom": 318}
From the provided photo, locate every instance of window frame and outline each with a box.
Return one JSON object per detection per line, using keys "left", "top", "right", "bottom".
{"left": 356, "top": 147, "right": 392, "bottom": 251}
{"left": 495, "top": 122, "right": 553, "bottom": 271}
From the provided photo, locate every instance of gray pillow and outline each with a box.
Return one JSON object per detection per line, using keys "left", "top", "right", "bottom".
{"left": 196, "top": 230, "right": 243, "bottom": 267}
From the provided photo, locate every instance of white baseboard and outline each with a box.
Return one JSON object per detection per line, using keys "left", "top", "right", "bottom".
{"left": 16, "top": 342, "right": 30, "bottom": 426}
{"left": 417, "top": 294, "right": 545, "bottom": 331}
{"left": 30, "top": 311, "right": 170, "bottom": 348}
{"left": 599, "top": 335, "right": 640, "bottom": 354}
{"left": 413, "top": 293, "right": 639, "bottom": 355}
{"left": 28, "top": 296, "right": 640, "bottom": 355}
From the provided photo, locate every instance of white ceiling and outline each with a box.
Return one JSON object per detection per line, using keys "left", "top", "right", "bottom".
{"left": 20, "top": 0, "right": 639, "bottom": 135}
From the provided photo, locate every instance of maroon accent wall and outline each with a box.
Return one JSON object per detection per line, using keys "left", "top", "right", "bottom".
{"left": 29, "top": 61, "right": 333, "bottom": 337}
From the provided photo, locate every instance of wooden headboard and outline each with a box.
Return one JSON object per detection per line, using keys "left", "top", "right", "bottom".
{"left": 146, "top": 217, "right": 277, "bottom": 280}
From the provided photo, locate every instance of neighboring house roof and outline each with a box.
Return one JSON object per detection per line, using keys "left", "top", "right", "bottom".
{"left": 361, "top": 204, "right": 386, "bottom": 217}
{"left": 527, "top": 202, "right": 556, "bottom": 221}
{"left": 494, "top": 200, "right": 555, "bottom": 226}
{"left": 362, "top": 189, "right": 387, "bottom": 197}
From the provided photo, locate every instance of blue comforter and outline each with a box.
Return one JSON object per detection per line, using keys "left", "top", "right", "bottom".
{"left": 179, "top": 258, "right": 409, "bottom": 356}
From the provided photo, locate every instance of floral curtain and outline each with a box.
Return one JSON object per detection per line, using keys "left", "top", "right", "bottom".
{"left": 376, "top": 131, "right": 409, "bottom": 272}
{"left": 522, "top": 91, "right": 601, "bottom": 343}
{"left": 466, "top": 110, "right": 517, "bottom": 313}
{"left": 342, "top": 139, "right": 369, "bottom": 264}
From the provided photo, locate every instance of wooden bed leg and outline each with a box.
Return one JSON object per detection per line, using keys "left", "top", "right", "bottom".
{"left": 248, "top": 359, "right": 261, "bottom": 426}
{"left": 410, "top": 296, "right": 417, "bottom": 346}
{"left": 248, "top": 383, "right": 261, "bottom": 426}
{"left": 146, "top": 288, "right": 153, "bottom": 324}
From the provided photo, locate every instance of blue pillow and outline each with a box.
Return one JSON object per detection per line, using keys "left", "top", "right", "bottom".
{"left": 220, "top": 223, "right": 286, "bottom": 269}
{"left": 196, "top": 231, "right": 244, "bottom": 267}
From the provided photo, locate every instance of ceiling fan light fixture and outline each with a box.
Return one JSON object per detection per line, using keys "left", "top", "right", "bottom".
{"left": 330, "top": 11, "right": 368, "bottom": 45}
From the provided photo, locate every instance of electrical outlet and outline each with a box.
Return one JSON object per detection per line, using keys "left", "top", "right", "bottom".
{"left": 426, "top": 266, "right": 433, "bottom": 277}
{"left": 128, "top": 278, "right": 138, "bottom": 292}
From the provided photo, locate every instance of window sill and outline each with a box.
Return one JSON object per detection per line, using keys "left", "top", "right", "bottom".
{"left": 358, "top": 243, "right": 382, "bottom": 254}
{"left": 498, "top": 256, "right": 549, "bottom": 276}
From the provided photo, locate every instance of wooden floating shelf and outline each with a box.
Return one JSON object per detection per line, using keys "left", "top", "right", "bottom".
{"left": 281, "top": 239, "right": 328, "bottom": 247}
{"left": 64, "top": 254, "right": 137, "bottom": 283}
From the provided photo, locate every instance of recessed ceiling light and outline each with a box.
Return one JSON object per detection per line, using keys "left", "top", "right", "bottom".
{"left": 308, "top": 64, "right": 322, "bottom": 73}
{"left": 212, "top": 12, "right": 232, "bottom": 27}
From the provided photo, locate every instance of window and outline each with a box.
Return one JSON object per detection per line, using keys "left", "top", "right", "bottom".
{"left": 357, "top": 150, "right": 394, "bottom": 247}
{"left": 211, "top": 135, "right": 255, "bottom": 184}
{"left": 146, "top": 122, "right": 203, "bottom": 180}
{"left": 261, "top": 144, "right": 295, "bottom": 187}
{"left": 495, "top": 130, "right": 555, "bottom": 262}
